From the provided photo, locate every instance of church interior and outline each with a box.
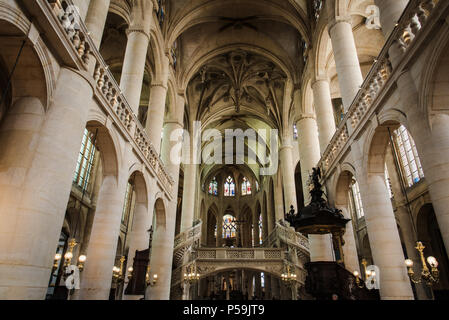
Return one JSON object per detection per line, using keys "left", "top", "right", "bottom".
{"left": 1, "top": 0, "right": 449, "bottom": 301}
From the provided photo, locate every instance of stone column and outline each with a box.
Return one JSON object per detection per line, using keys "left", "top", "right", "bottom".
{"left": 0, "top": 69, "right": 93, "bottom": 299}
{"left": 328, "top": 17, "right": 363, "bottom": 111}
{"left": 312, "top": 79, "right": 337, "bottom": 153}
{"left": 180, "top": 163, "right": 197, "bottom": 232}
{"left": 145, "top": 55, "right": 170, "bottom": 152}
{"left": 84, "top": 0, "right": 111, "bottom": 49}
{"left": 273, "top": 179, "right": 285, "bottom": 223}
{"left": 146, "top": 95, "right": 185, "bottom": 299}
{"left": 280, "top": 137, "right": 298, "bottom": 212}
{"left": 123, "top": 202, "right": 151, "bottom": 300}
{"left": 296, "top": 115, "right": 334, "bottom": 262}
{"left": 120, "top": 1, "right": 154, "bottom": 115}
{"left": 394, "top": 64, "right": 449, "bottom": 267}
{"left": 357, "top": 173, "right": 414, "bottom": 299}
{"left": 374, "top": 0, "right": 409, "bottom": 38}
{"left": 78, "top": 170, "right": 129, "bottom": 300}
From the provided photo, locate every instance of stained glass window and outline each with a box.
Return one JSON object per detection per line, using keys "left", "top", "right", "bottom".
{"left": 222, "top": 214, "right": 237, "bottom": 239}
{"left": 261, "top": 272, "right": 265, "bottom": 288}
{"left": 259, "top": 215, "right": 263, "bottom": 245}
{"left": 242, "top": 177, "right": 251, "bottom": 196}
{"left": 394, "top": 125, "right": 424, "bottom": 187}
{"left": 224, "top": 176, "right": 235, "bottom": 197}
{"left": 73, "top": 129, "right": 96, "bottom": 192}
{"left": 209, "top": 177, "right": 218, "bottom": 196}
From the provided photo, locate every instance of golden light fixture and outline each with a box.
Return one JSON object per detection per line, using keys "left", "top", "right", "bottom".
{"left": 112, "top": 256, "right": 126, "bottom": 283}
{"left": 353, "top": 259, "right": 369, "bottom": 288}
{"left": 405, "top": 242, "right": 439, "bottom": 286}
{"left": 127, "top": 267, "right": 134, "bottom": 280}
{"left": 183, "top": 265, "right": 200, "bottom": 285}
{"left": 64, "top": 238, "right": 77, "bottom": 268}
{"left": 77, "top": 255, "right": 87, "bottom": 272}
{"left": 146, "top": 265, "right": 158, "bottom": 287}
{"left": 53, "top": 253, "right": 62, "bottom": 270}
{"left": 281, "top": 265, "right": 297, "bottom": 286}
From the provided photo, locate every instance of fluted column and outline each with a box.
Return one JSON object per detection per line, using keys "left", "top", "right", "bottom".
{"left": 180, "top": 163, "right": 197, "bottom": 232}
{"left": 0, "top": 68, "right": 93, "bottom": 299}
{"left": 84, "top": 0, "right": 111, "bottom": 48}
{"left": 78, "top": 171, "right": 129, "bottom": 300}
{"left": 120, "top": 1, "right": 154, "bottom": 114}
{"left": 280, "top": 136, "right": 298, "bottom": 212}
{"left": 146, "top": 55, "right": 170, "bottom": 152}
{"left": 328, "top": 17, "right": 363, "bottom": 111}
{"left": 296, "top": 115, "right": 334, "bottom": 262}
{"left": 312, "top": 79, "right": 337, "bottom": 153}
{"left": 357, "top": 173, "right": 414, "bottom": 299}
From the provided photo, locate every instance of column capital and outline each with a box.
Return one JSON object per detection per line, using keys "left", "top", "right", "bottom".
{"left": 150, "top": 82, "right": 168, "bottom": 90}
{"left": 312, "top": 77, "right": 330, "bottom": 87}
{"left": 126, "top": 27, "right": 151, "bottom": 41}
{"left": 328, "top": 16, "right": 352, "bottom": 35}
{"left": 297, "top": 113, "right": 317, "bottom": 123}
{"left": 164, "top": 120, "right": 184, "bottom": 129}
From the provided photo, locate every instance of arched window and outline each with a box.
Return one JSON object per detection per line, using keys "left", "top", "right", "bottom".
{"left": 242, "top": 177, "right": 251, "bottom": 196}
{"left": 224, "top": 176, "right": 235, "bottom": 197}
{"left": 259, "top": 215, "right": 263, "bottom": 245}
{"left": 73, "top": 129, "right": 96, "bottom": 192}
{"left": 209, "top": 177, "right": 218, "bottom": 196}
{"left": 349, "top": 179, "right": 365, "bottom": 219}
{"left": 256, "top": 180, "right": 259, "bottom": 192}
{"left": 222, "top": 214, "right": 237, "bottom": 239}
{"left": 393, "top": 125, "right": 424, "bottom": 187}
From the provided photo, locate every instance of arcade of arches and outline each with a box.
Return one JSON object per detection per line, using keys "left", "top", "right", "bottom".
{"left": 1, "top": 0, "right": 449, "bottom": 301}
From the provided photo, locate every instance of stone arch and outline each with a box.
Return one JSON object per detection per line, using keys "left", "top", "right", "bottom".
{"left": 154, "top": 197, "right": 167, "bottom": 231}
{"left": 420, "top": 22, "right": 449, "bottom": 126}
{"left": 0, "top": 3, "right": 55, "bottom": 111}
{"left": 86, "top": 121, "right": 120, "bottom": 179}
{"left": 149, "top": 28, "right": 167, "bottom": 79}
{"left": 301, "top": 78, "right": 315, "bottom": 115}
{"left": 197, "top": 266, "right": 283, "bottom": 281}
{"left": 313, "top": 24, "right": 334, "bottom": 79}
{"left": 334, "top": 170, "right": 355, "bottom": 208}
{"left": 206, "top": 206, "right": 218, "bottom": 247}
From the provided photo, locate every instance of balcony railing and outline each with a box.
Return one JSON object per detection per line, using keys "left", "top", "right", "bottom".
{"left": 318, "top": 0, "right": 441, "bottom": 177}
{"left": 263, "top": 222, "right": 310, "bottom": 254}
